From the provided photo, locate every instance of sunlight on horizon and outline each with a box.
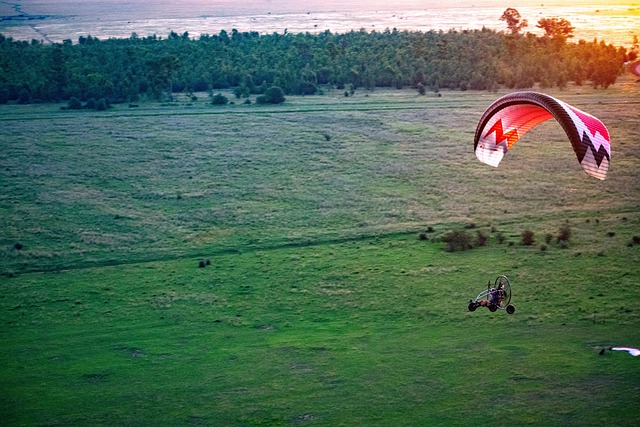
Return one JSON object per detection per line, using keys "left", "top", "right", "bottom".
{"left": 1, "top": 0, "right": 637, "bottom": 46}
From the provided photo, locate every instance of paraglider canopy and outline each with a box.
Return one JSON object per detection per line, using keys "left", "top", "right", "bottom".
{"left": 629, "top": 61, "right": 640, "bottom": 78}
{"left": 612, "top": 347, "right": 640, "bottom": 357}
{"left": 474, "top": 92, "right": 611, "bottom": 180}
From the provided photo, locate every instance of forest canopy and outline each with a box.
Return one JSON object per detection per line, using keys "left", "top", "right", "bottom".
{"left": 0, "top": 22, "right": 630, "bottom": 104}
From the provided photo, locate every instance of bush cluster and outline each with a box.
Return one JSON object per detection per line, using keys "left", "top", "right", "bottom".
{"left": 66, "top": 96, "right": 111, "bottom": 110}
{"left": 441, "top": 229, "right": 489, "bottom": 252}
{"left": 443, "top": 223, "right": 577, "bottom": 250}
{"left": 442, "top": 230, "right": 474, "bottom": 252}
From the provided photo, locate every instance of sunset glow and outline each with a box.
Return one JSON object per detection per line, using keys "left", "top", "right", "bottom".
{"left": 0, "top": 0, "right": 638, "bottom": 46}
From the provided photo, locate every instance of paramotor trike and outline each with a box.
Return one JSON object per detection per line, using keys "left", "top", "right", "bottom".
{"left": 468, "top": 275, "right": 516, "bottom": 314}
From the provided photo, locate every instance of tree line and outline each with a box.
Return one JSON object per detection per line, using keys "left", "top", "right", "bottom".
{"left": 0, "top": 16, "right": 632, "bottom": 104}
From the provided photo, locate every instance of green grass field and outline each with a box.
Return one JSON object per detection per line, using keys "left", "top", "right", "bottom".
{"left": 1, "top": 78, "right": 639, "bottom": 425}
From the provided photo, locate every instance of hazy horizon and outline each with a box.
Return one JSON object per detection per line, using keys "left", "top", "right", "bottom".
{"left": 1, "top": 1, "right": 638, "bottom": 46}
{"left": 4, "top": 1, "right": 639, "bottom": 17}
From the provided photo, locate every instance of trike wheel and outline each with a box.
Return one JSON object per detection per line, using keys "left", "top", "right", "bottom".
{"left": 468, "top": 302, "right": 477, "bottom": 312}
{"left": 506, "top": 305, "right": 516, "bottom": 314}
{"left": 488, "top": 304, "right": 498, "bottom": 312}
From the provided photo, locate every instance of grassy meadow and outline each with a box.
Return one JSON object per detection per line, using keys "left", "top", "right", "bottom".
{"left": 1, "top": 77, "right": 639, "bottom": 425}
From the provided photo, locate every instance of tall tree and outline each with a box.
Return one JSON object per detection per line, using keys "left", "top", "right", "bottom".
{"left": 500, "top": 8, "right": 528, "bottom": 36}
{"left": 145, "top": 54, "right": 180, "bottom": 99}
{"left": 537, "top": 17, "right": 575, "bottom": 42}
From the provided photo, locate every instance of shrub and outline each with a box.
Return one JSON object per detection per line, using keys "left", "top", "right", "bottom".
{"left": 632, "top": 236, "right": 640, "bottom": 246}
{"left": 211, "top": 93, "right": 229, "bottom": 105}
{"left": 521, "top": 229, "right": 535, "bottom": 246}
{"left": 418, "top": 233, "right": 427, "bottom": 241}
{"left": 96, "top": 98, "right": 108, "bottom": 111}
{"left": 256, "top": 86, "right": 285, "bottom": 104}
{"left": 266, "top": 86, "right": 286, "bottom": 104}
{"left": 442, "top": 229, "right": 473, "bottom": 252}
{"left": 545, "top": 233, "right": 553, "bottom": 244}
{"left": 233, "top": 85, "right": 249, "bottom": 99}
{"left": 84, "top": 97, "right": 97, "bottom": 109}
{"left": 475, "top": 230, "right": 488, "bottom": 247}
{"left": 496, "top": 232, "right": 506, "bottom": 244}
{"left": 539, "top": 244, "right": 548, "bottom": 252}
{"left": 17, "top": 88, "right": 31, "bottom": 104}
{"left": 67, "top": 97, "right": 83, "bottom": 110}
{"left": 557, "top": 224, "right": 572, "bottom": 243}
{"left": 298, "top": 81, "right": 317, "bottom": 95}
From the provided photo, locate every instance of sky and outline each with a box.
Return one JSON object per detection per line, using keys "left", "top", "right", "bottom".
{"left": 6, "top": 1, "right": 640, "bottom": 17}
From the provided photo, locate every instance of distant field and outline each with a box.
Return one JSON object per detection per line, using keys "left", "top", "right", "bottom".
{"left": 2, "top": 80, "right": 639, "bottom": 274}
{"left": 1, "top": 79, "right": 639, "bottom": 425}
